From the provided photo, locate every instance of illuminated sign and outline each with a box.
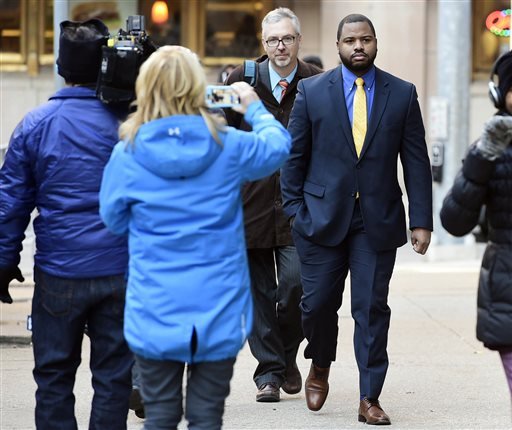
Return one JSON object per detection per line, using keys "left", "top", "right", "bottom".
{"left": 486, "top": 9, "right": 511, "bottom": 37}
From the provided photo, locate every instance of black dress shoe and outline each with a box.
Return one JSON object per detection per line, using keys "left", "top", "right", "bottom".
{"left": 281, "top": 362, "right": 302, "bottom": 394}
{"left": 358, "top": 397, "right": 391, "bottom": 425}
{"left": 129, "top": 387, "right": 145, "bottom": 419}
{"left": 256, "top": 382, "right": 280, "bottom": 402}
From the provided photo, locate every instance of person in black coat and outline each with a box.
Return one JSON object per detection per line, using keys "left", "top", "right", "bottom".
{"left": 224, "top": 7, "right": 322, "bottom": 403}
{"left": 440, "top": 50, "right": 512, "bottom": 404}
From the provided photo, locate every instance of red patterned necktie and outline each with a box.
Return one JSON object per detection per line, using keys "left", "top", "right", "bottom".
{"left": 278, "top": 79, "right": 289, "bottom": 101}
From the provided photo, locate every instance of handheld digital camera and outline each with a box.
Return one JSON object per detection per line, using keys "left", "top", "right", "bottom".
{"left": 205, "top": 85, "right": 241, "bottom": 109}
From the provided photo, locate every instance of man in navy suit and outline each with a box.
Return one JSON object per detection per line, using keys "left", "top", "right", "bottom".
{"left": 280, "top": 14, "right": 433, "bottom": 425}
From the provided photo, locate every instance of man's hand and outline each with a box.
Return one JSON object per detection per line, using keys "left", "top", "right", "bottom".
{"left": 476, "top": 116, "right": 512, "bottom": 160}
{"left": 0, "top": 267, "right": 25, "bottom": 304}
{"left": 411, "top": 228, "right": 431, "bottom": 255}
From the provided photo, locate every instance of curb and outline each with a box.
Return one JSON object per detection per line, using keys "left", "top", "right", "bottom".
{"left": 0, "top": 335, "right": 32, "bottom": 346}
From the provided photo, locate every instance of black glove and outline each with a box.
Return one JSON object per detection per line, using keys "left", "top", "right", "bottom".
{"left": 476, "top": 116, "right": 512, "bottom": 160}
{"left": 0, "top": 267, "right": 25, "bottom": 304}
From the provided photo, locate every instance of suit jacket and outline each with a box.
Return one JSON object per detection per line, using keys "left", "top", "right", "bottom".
{"left": 225, "top": 56, "right": 322, "bottom": 248}
{"left": 281, "top": 65, "right": 433, "bottom": 251}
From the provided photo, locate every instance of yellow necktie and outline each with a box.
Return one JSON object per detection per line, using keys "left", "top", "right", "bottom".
{"left": 352, "top": 77, "right": 367, "bottom": 158}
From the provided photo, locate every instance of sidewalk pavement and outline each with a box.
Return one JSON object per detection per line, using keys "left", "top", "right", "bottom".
{"left": 1, "top": 243, "right": 511, "bottom": 429}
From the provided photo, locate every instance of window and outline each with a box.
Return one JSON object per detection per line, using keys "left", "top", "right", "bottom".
{"left": 0, "top": 0, "right": 55, "bottom": 72}
{"left": 0, "top": 0, "right": 24, "bottom": 64}
{"left": 40, "top": 0, "right": 54, "bottom": 65}
{"left": 138, "top": 0, "right": 182, "bottom": 47}
{"left": 138, "top": 1, "right": 271, "bottom": 66}
{"left": 201, "top": 0, "right": 270, "bottom": 65}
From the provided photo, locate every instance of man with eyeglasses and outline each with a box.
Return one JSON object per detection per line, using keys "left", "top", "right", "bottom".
{"left": 224, "top": 7, "right": 322, "bottom": 403}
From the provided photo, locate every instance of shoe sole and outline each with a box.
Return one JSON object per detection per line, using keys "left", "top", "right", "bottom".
{"left": 358, "top": 414, "right": 391, "bottom": 425}
{"left": 256, "top": 395, "right": 280, "bottom": 402}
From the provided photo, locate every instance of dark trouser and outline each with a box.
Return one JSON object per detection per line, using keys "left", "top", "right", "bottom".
{"left": 247, "top": 246, "right": 303, "bottom": 387}
{"left": 293, "top": 202, "right": 396, "bottom": 399}
{"left": 31, "top": 267, "right": 133, "bottom": 430}
{"left": 132, "top": 359, "right": 141, "bottom": 389}
{"left": 135, "top": 356, "right": 235, "bottom": 430}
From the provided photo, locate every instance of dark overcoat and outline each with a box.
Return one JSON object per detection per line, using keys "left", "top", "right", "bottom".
{"left": 225, "top": 56, "right": 322, "bottom": 248}
{"left": 441, "top": 144, "right": 512, "bottom": 350}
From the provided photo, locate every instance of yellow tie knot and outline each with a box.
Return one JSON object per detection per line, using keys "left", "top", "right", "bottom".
{"left": 355, "top": 77, "right": 365, "bottom": 88}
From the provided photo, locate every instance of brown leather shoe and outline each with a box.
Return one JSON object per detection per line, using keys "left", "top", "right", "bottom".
{"left": 256, "top": 382, "right": 280, "bottom": 402}
{"left": 304, "top": 363, "right": 330, "bottom": 411}
{"left": 358, "top": 397, "right": 391, "bottom": 425}
{"left": 281, "top": 362, "right": 302, "bottom": 394}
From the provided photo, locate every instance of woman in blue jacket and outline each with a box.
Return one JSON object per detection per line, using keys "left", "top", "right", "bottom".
{"left": 99, "top": 46, "right": 291, "bottom": 430}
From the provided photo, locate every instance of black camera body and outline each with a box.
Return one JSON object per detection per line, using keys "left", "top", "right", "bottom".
{"left": 96, "top": 15, "right": 157, "bottom": 105}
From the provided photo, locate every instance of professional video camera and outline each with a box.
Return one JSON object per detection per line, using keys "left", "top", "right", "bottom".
{"left": 96, "top": 15, "right": 157, "bottom": 105}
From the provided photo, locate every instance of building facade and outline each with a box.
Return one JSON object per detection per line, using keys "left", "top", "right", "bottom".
{"left": 0, "top": 0, "right": 509, "bottom": 243}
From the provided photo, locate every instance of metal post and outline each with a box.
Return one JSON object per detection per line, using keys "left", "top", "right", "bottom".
{"left": 53, "top": 0, "right": 69, "bottom": 90}
{"left": 432, "top": 0, "right": 471, "bottom": 245}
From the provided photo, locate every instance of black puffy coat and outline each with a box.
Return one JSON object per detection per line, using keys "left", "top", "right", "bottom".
{"left": 440, "top": 144, "right": 512, "bottom": 350}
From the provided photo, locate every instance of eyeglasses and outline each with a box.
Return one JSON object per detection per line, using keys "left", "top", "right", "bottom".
{"left": 264, "top": 35, "right": 297, "bottom": 48}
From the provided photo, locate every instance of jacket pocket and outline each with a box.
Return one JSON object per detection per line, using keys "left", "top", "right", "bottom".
{"left": 303, "top": 181, "right": 325, "bottom": 198}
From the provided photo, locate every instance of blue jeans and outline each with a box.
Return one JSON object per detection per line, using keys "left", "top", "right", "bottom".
{"left": 135, "top": 355, "right": 235, "bottom": 430}
{"left": 31, "top": 267, "right": 133, "bottom": 430}
{"left": 247, "top": 246, "right": 303, "bottom": 387}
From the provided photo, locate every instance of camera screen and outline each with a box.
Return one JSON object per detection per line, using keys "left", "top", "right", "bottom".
{"left": 205, "top": 86, "right": 240, "bottom": 108}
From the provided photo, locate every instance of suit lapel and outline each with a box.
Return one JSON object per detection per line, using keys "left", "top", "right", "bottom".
{"left": 329, "top": 66, "right": 357, "bottom": 158}
{"left": 359, "top": 68, "right": 390, "bottom": 159}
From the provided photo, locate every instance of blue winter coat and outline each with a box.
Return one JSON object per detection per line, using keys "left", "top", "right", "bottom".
{"left": 99, "top": 101, "right": 291, "bottom": 362}
{"left": 0, "top": 86, "right": 128, "bottom": 277}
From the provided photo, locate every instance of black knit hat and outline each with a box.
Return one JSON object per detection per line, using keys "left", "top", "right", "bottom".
{"left": 57, "top": 19, "right": 109, "bottom": 84}
{"left": 497, "top": 50, "right": 512, "bottom": 96}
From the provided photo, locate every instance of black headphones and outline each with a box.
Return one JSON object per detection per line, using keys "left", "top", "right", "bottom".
{"left": 489, "top": 53, "right": 508, "bottom": 109}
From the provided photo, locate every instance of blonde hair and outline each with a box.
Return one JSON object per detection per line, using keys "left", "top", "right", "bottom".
{"left": 119, "top": 45, "right": 225, "bottom": 144}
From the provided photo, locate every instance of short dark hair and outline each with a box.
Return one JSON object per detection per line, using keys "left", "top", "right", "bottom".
{"left": 302, "top": 55, "right": 323, "bottom": 69}
{"left": 337, "top": 14, "right": 376, "bottom": 41}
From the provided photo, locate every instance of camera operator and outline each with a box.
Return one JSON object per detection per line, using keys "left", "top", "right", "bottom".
{"left": 224, "top": 7, "right": 322, "bottom": 403}
{"left": 0, "top": 19, "right": 133, "bottom": 429}
{"left": 440, "top": 50, "right": 512, "bottom": 404}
